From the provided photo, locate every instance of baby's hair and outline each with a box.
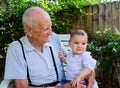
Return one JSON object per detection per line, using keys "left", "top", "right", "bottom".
{"left": 70, "top": 29, "right": 88, "bottom": 41}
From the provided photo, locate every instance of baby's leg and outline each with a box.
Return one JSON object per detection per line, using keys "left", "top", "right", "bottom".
{"left": 55, "top": 83, "right": 61, "bottom": 86}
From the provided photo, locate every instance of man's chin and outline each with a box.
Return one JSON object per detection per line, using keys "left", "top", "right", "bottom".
{"left": 44, "top": 40, "right": 49, "bottom": 43}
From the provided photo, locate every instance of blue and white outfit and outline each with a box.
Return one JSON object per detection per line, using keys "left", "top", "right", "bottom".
{"left": 65, "top": 51, "right": 99, "bottom": 88}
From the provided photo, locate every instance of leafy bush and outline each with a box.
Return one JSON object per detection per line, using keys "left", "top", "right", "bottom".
{"left": 87, "top": 28, "right": 120, "bottom": 82}
{"left": 88, "top": 28, "right": 120, "bottom": 59}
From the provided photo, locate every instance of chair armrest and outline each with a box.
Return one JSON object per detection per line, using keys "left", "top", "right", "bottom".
{"left": 0, "top": 79, "right": 11, "bottom": 88}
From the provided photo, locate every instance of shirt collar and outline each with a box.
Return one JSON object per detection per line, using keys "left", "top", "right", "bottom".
{"left": 23, "top": 36, "right": 51, "bottom": 52}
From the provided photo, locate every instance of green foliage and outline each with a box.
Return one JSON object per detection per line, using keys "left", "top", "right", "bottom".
{"left": 49, "top": 0, "right": 93, "bottom": 33}
{"left": 87, "top": 28, "right": 120, "bottom": 79}
{"left": 88, "top": 29, "right": 120, "bottom": 59}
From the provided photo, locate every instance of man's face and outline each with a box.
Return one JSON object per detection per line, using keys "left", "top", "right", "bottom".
{"left": 32, "top": 18, "right": 52, "bottom": 44}
{"left": 26, "top": 13, "right": 52, "bottom": 46}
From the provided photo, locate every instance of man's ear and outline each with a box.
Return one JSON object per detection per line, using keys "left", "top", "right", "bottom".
{"left": 24, "top": 26, "right": 32, "bottom": 36}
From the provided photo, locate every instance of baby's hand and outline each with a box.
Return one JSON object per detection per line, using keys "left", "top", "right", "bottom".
{"left": 71, "top": 74, "right": 83, "bottom": 88}
{"left": 58, "top": 51, "right": 64, "bottom": 59}
{"left": 58, "top": 51, "right": 66, "bottom": 63}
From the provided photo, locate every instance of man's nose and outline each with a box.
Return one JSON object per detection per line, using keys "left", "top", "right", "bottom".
{"left": 48, "top": 27, "right": 52, "bottom": 35}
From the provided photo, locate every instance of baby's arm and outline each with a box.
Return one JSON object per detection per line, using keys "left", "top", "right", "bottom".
{"left": 71, "top": 67, "right": 92, "bottom": 87}
{"left": 58, "top": 51, "right": 67, "bottom": 64}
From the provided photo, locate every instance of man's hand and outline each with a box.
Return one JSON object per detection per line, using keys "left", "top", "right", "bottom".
{"left": 15, "top": 79, "right": 29, "bottom": 88}
{"left": 55, "top": 82, "right": 86, "bottom": 88}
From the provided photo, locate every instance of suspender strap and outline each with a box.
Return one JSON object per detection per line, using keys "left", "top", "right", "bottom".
{"left": 49, "top": 47, "right": 59, "bottom": 81}
{"left": 18, "top": 40, "right": 32, "bottom": 85}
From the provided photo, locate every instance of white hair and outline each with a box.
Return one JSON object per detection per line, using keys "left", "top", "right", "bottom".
{"left": 22, "top": 6, "right": 49, "bottom": 30}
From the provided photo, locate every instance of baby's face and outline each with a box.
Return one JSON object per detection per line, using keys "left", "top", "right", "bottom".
{"left": 69, "top": 34, "right": 88, "bottom": 55}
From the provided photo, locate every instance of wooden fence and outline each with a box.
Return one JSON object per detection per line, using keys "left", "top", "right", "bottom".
{"left": 71, "top": 1, "right": 120, "bottom": 34}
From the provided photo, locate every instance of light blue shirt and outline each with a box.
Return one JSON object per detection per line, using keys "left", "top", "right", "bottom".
{"left": 4, "top": 33, "right": 67, "bottom": 85}
{"left": 66, "top": 51, "right": 96, "bottom": 80}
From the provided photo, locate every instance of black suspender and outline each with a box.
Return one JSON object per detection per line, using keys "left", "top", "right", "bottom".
{"left": 49, "top": 46, "right": 59, "bottom": 81}
{"left": 18, "top": 40, "right": 32, "bottom": 85}
{"left": 18, "top": 40, "right": 59, "bottom": 86}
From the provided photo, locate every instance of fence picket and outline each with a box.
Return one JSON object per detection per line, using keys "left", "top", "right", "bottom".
{"left": 71, "top": 1, "right": 120, "bottom": 33}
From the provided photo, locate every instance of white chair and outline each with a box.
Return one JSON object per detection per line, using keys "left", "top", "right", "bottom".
{"left": 0, "top": 79, "right": 11, "bottom": 88}
{"left": 58, "top": 34, "right": 70, "bottom": 51}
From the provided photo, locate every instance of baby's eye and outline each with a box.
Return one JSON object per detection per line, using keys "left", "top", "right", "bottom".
{"left": 74, "top": 42, "right": 79, "bottom": 44}
{"left": 82, "top": 43, "right": 86, "bottom": 45}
